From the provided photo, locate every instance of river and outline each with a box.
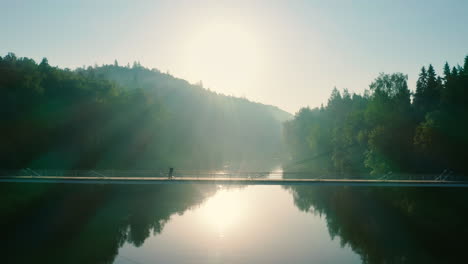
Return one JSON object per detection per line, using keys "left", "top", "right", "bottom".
{"left": 1, "top": 170, "right": 467, "bottom": 263}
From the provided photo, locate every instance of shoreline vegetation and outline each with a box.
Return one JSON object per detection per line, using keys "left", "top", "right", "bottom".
{"left": 2, "top": 53, "right": 468, "bottom": 264}
{"left": 0, "top": 53, "right": 290, "bottom": 171}
{"left": 284, "top": 55, "right": 468, "bottom": 176}
{"left": 1, "top": 53, "right": 467, "bottom": 177}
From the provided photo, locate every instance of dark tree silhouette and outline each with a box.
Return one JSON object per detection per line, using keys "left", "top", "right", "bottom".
{"left": 0, "top": 53, "right": 291, "bottom": 170}
{"left": 284, "top": 55, "right": 468, "bottom": 175}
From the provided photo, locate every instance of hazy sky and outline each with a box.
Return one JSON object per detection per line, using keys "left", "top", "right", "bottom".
{"left": 1, "top": 0, "right": 467, "bottom": 113}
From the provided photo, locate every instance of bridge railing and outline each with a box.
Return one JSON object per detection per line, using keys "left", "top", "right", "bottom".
{"left": 0, "top": 169, "right": 168, "bottom": 178}
{"left": 0, "top": 169, "right": 464, "bottom": 182}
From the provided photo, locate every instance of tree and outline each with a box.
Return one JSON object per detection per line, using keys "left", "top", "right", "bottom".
{"left": 414, "top": 66, "right": 427, "bottom": 111}
{"left": 39, "top": 57, "right": 49, "bottom": 67}
{"left": 443, "top": 62, "right": 451, "bottom": 82}
{"left": 364, "top": 73, "right": 413, "bottom": 174}
{"left": 0, "top": 53, "right": 289, "bottom": 170}
{"left": 284, "top": 54, "right": 468, "bottom": 176}
{"left": 413, "top": 65, "right": 442, "bottom": 120}
{"left": 464, "top": 55, "right": 468, "bottom": 75}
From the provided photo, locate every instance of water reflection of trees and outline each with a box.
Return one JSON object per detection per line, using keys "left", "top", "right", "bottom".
{"left": 1, "top": 183, "right": 217, "bottom": 264}
{"left": 286, "top": 185, "right": 468, "bottom": 264}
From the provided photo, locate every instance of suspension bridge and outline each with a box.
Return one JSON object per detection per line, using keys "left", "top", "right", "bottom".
{"left": 0, "top": 169, "right": 467, "bottom": 187}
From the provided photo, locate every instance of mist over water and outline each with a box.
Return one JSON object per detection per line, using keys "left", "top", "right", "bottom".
{"left": 1, "top": 2, "right": 468, "bottom": 263}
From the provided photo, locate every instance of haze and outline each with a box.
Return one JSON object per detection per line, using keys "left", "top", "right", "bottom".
{"left": 1, "top": 0, "right": 467, "bottom": 113}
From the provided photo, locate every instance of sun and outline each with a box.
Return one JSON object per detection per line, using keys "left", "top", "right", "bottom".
{"left": 182, "top": 21, "right": 263, "bottom": 95}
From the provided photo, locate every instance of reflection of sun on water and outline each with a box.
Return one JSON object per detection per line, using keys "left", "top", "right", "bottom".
{"left": 198, "top": 187, "right": 246, "bottom": 238}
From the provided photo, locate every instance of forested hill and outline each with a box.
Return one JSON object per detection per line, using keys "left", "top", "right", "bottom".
{"left": 86, "top": 62, "right": 291, "bottom": 123}
{"left": 0, "top": 53, "right": 291, "bottom": 170}
{"left": 284, "top": 55, "right": 468, "bottom": 176}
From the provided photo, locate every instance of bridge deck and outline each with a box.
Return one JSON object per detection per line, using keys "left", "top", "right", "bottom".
{"left": 1, "top": 176, "right": 468, "bottom": 187}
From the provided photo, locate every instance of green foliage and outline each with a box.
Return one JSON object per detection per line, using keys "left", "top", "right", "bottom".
{"left": 414, "top": 65, "right": 443, "bottom": 120}
{"left": 284, "top": 55, "right": 468, "bottom": 176}
{"left": 0, "top": 53, "right": 291, "bottom": 170}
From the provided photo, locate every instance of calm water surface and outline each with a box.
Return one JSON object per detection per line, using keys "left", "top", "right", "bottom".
{"left": 115, "top": 185, "right": 360, "bottom": 264}
{"left": 2, "top": 172, "right": 468, "bottom": 264}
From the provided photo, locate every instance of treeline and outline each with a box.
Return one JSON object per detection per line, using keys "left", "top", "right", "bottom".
{"left": 284, "top": 55, "right": 468, "bottom": 175}
{"left": 0, "top": 53, "right": 290, "bottom": 170}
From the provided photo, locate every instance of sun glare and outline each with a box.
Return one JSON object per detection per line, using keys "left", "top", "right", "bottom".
{"left": 198, "top": 188, "right": 247, "bottom": 237}
{"left": 182, "top": 22, "right": 263, "bottom": 95}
